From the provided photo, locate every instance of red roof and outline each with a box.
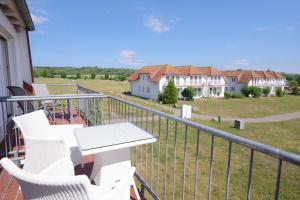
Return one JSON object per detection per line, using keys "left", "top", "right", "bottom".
{"left": 223, "top": 70, "right": 285, "bottom": 84}
{"left": 128, "top": 65, "right": 223, "bottom": 82}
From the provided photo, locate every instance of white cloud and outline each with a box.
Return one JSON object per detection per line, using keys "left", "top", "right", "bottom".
{"left": 224, "top": 59, "right": 251, "bottom": 69}
{"left": 169, "top": 17, "right": 181, "bottom": 24}
{"left": 254, "top": 26, "right": 271, "bottom": 32}
{"left": 144, "top": 16, "right": 170, "bottom": 33}
{"left": 286, "top": 26, "right": 295, "bottom": 31}
{"left": 118, "top": 50, "right": 144, "bottom": 66}
{"left": 31, "top": 13, "right": 49, "bottom": 24}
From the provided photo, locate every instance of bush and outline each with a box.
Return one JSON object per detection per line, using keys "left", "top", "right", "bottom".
{"left": 276, "top": 88, "right": 285, "bottom": 97}
{"left": 76, "top": 73, "right": 81, "bottom": 79}
{"left": 117, "top": 75, "right": 126, "bottom": 81}
{"left": 231, "top": 93, "right": 243, "bottom": 98}
{"left": 104, "top": 73, "right": 109, "bottom": 80}
{"left": 249, "top": 86, "right": 263, "bottom": 98}
{"left": 60, "top": 72, "right": 67, "bottom": 78}
{"left": 90, "top": 73, "right": 96, "bottom": 79}
{"left": 263, "top": 87, "right": 271, "bottom": 96}
{"left": 157, "top": 93, "right": 163, "bottom": 102}
{"left": 181, "top": 87, "right": 195, "bottom": 101}
{"left": 291, "top": 87, "right": 299, "bottom": 95}
{"left": 162, "top": 80, "right": 178, "bottom": 104}
{"left": 241, "top": 85, "right": 250, "bottom": 97}
{"left": 41, "top": 70, "right": 48, "bottom": 78}
{"left": 224, "top": 91, "right": 232, "bottom": 99}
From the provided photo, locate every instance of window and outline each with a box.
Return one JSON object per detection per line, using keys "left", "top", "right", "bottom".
{"left": 166, "top": 76, "right": 169, "bottom": 81}
{"left": 139, "top": 86, "right": 141, "bottom": 92}
{"left": 142, "top": 87, "right": 144, "bottom": 92}
{"left": 225, "top": 87, "right": 228, "bottom": 91}
{"left": 147, "top": 87, "right": 150, "bottom": 93}
{"left": 230, "top": 87, "right": 235, "bottom": 91}
{"left": 231, "top": 78, "right": 236, "bottom": 82}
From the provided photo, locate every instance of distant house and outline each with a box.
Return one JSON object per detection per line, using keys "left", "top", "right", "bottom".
{"left": 128, "top": 64, "right": 226, "bottom": 100}
{"left": 0, "top": 0, "right": 34, "bottom": 141}
{"left": 223, "top": 70, "right": 286, "bottom": 95}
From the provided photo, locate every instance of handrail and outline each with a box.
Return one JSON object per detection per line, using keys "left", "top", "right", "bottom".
{"left": 0, "top": 93, "right": 107, "bottom": 102}
{"left": 110, "top": 96, "right": 300, "bottom": 166}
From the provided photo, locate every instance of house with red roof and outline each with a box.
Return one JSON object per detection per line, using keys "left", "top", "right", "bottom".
{"left": 223, "top": 70, "right": 286, "bottom": 95}
{"left": 128, "top": 64, "right": 226, "bottom": 100}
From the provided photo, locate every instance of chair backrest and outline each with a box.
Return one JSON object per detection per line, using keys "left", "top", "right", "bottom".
{"left": 7, "top": 86, "right": 35, "bottom": 113}
{"left": 32, "top": 84, "right": 50, "bottom": 96}
{"left": 0, "top": 157, "right": 92, "bottom": 200}
{"left": 12, "top": 110, "right": 50, "bottom": 138}
{"left": 0, "top": 157, "right": 135, "bottom": 200}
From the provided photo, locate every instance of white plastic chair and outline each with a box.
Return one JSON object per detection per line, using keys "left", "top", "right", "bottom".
{"left": 91, "top": 148, "right": 140, "bottom": 200}
{"left": 32, "top": 83, "right": 55, "bottom": 104}
{"left": 12, "top": 110, "right": 83, "bottom": 173}
{"left": 0, "top": 157, "right": 135, "bottom": 200}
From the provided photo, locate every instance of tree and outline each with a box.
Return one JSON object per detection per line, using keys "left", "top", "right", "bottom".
{"left": 276, "top": 88, "right": 285, "bottom": 97}
{"left": 162, "top": 80, "right": 178, "bottom": 104}
{"left": 90, "top": 73, "right": 96, "bottom": 79}
{"left": 76, "top": 73, "right": 81, "bottom": 79}
{"left": 291, "top": 86, "right": 299, "bottom": 95}
{"left": 60, "top": 72, "right": 67, "bottom": 78}
{"left": 241, "top": 85, "right": 250, "bottom": 97}
{"left": 263, "top": 87, "right": 271, "bottom": 96}
{"left": 249, "top": 86, "right": 263, "bottom": 98}
{"left": 117, "top": 75, "right": 126, "bottom": 81}
{"left": 104, "top": 73, "right": 109, "bottom": 80}
{"left": 289, "top": 80, "right": 298, "bottom": 88}
{"left": 41, "top": 70, "right": 48, "bottom": 78}
{"left": 181, "top": 87, "right": 195, "bottom": 101}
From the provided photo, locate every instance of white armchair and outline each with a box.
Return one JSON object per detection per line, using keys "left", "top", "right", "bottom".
{"left": 0, "top": 157, "right": 135, "bottom": 200}
{"left": 12, "top": 110, "right": 83, "bottom": 173}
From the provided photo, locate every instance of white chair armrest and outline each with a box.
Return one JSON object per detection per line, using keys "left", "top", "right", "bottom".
{"left": 23, "top": 137, "right": 68, "bottom": 174}
{"left": 39, "top": 157, "right": 74, "bottom": 177}
{"left": 51, "top": 124, "right": 84, "bottom": 129}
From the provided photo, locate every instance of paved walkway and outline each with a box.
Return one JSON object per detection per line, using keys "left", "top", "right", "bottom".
{"left": 120, "top": 94, "right": 300, "bottom": 123}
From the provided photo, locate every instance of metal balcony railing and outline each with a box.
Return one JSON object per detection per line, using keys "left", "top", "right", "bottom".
{"left": 0, "top": 84, "right": 299, "bottom": 200}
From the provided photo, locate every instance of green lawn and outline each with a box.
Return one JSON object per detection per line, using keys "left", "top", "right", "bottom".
{"left": 179, "top": 95, "right": 300, "bottom": 118}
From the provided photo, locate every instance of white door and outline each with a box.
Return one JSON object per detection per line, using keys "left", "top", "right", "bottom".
{"left": 0, "top": 36, "right": 10, "bottom": 141}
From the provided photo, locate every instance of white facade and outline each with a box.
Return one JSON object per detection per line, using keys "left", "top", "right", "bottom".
{"left": 225, "top": 76, "right": 285, "bottom": 95}
{"left": 131, "top": 74, "right": 226, "bottom": 100}
{"left": 0, "top": 0, "right": 34, "bottom": 141}
{"left": 131, "top": 74, "right": 160, "bottom": 100}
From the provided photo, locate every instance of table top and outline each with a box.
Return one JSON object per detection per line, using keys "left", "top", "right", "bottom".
{"left": 74, "top": 122, "right": 157, "bottom": 155}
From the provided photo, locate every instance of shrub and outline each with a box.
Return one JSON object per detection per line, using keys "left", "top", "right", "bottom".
{"left": 90, "top": 73, "right": 96, "bottom": 79}
{"left": 291, "top": 87, "right": 299, "bottom": 95}
{"left": 41, "top": 70, "right": 48, "bottom": 78}
{"left": 117, "top": 75, "right": 126, "bottom": 81}
{"left": 76, "top": 73, "right": 81, "bottom": 79}
{"left": 249, "top": 86, "right": 263, "bottom": 98}
{"left": 241, "top": 85, "right": 250, "bottom": 97}
{"left": 231, "top": 93, "right": 243, "bottom": 98}
{"left": 60, "top": 72, "right": 67, "bottom": 78}
{"left": 104, "top": 73, "right": 109, "bottom": 80}
{"left": 276, "top": 88, "right": 285, "bottom": 97}
{"left": 263, "top": 87, "right": 271, "bottom": 96}
{"left": 181, "top": 87, "right": 195, "bottom": 101}
{"left": 162, "top": 80, "right": 178, "bottom": 104}
{"left": 224, "top": 91, "right": 232, "bottom": 99}
{"left": 157, "top": 93, "right": 163, "bottom": 102}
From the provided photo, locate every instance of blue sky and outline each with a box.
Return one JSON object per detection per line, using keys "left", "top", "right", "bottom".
{"left": 28, "top": 0, "right": 300, "bottom": 73}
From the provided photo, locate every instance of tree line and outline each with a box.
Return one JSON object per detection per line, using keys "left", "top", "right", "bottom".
{"left": 33, "top": 66, "right": 136, "bottom": 81}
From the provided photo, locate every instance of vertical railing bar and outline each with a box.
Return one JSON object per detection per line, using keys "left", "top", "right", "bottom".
{"left": 157, "top": 116, "right": 161, "bottom": 195}
{"left": 274, "top": 159, "right": 282, "bottom": 200}
{"left": 172, "top": 121, "right": 178, "bottom": 200}
{"left": 2, "top": 103, "right": 8, "bottom": 157}
{"left": 52, "top": 100, "right": 55, "bottom": 123}
{"left": 100, "top": 98, "right": 104, "bottom": 125}
{"left": 225, "top": 141, "right": 232, "bottom": 200}
{"left": 208, "top": 135, "right": 215, "bottom": 200}
{"left": 13, "top": 106, "right": 18, "bottom": 160}
{"left": 125, "top": 103, "right": 127, "bottom": 121}
{"left": 193, "top": 129, "right": 201, "bottom": 200}
{"left": 145, "top": 111, "right": 149, "bottom": 180}
{"left": 93, "top": 98, "right": 96, "bottom": 125}
{"left": 61, "top": 100, "right": 64, "bottom": 124}
{"left": 163, "top": 118, "right": 169, "bottom": 200}
{"left": 108, "top": 98, "right": 111, "bottom": 124}
{"left": 247, "top": 149, "right": 254, "bottom": 200}
{"left": 182, "top": 125, "right": 188, "bottom": 200}
{"left": 151, "top": 112, "right": 154, "bottom": 188}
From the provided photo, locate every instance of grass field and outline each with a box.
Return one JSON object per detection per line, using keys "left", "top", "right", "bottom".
{"left": 180, "top": 95, "right": 300, "bottom": 118}
{"left": 35, "top": 78, "right": 300, "bottom": 199}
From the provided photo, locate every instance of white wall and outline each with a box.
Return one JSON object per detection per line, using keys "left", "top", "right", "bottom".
{"left": 0, "top": 4, "right": 32, "bottom": 141}
{"left": 130, "top": 74, "right": 160, "bottom": 100}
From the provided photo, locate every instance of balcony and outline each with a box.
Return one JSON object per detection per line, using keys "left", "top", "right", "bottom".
{"left": 0, "top": 84, "right": 299, "bottom": 199}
